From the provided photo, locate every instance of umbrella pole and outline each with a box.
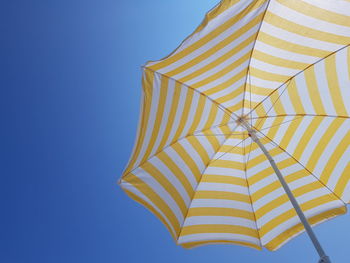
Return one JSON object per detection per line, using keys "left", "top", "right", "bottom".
{"left": 245, "top": 126, "right": 331, "bottom": 263}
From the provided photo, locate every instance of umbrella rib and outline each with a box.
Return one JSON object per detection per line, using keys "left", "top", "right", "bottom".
{"left": 177, "top": 126, "right": 237, "bottom": 240}
{"left": 255, "top": 130, "right": 347, "bottom": 206}
{"left": 241, "top": 0, "right": 272, "bottom": 117}
{"left": 143, "top": 67, "right": 239, "bottom": 121}
{"left": 242, "top": 136, "right": 262, "bottom": 247}
{"left": 255, "top": 115, "right": 305, "bottom": 132}
{"left": 254, "top": 80, "right": 291, "bottom": 129}
{"left": 193, "top": 133, "right": 245, "bottom": 136}
{"left": 249, "top": 114, "right": 350, "bottom": 120}
{"left": 246, "top": 43, "right": 350, "bottom": 117}
{"left": 123, "top": 121, "right": 237, "bottom": 178}
{"left": 209, "top": 137, "right": 249, "bottom": 166}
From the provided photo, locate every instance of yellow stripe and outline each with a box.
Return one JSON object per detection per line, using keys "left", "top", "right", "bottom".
{"left": 193, "top": 0, "right": 241, "bottom": 34}
{"left": 188, "top": 94, "right": 207, "bottom": 132}
{"left": 249, "top": 158, "right": 295, "bottom": 185}
{"left": 320, "top": 130, "right": 350, "bottom": 184}
{"left": 172, "top": 142, "right": 201, "bottom": 182}
{"left": 201, "top": 175, "right": 247, "bottom": 186}
{"left": 156, "top": 81, "right": 182, "bottom": 152}
{"left": 325, "top": 55, "right": 348, "bottom": 116}
{"left": 265, "top": 11, "right": 350, "bottom": 45}
{"left": 257, "top": 31, "right": 329, "bottom": 58}
{"left": 255, "top": 182, "right": 324, "bottom": 219}
{"left": 277, "top": 0, "right": 350, "bottom": 27}
{"left": 260, "top": 194, "right": 340, "bottom": 237}
{"left": 172, "top": 88, "right": 194, "bottom": 140}
{"left": 179, "top": 36, "right": 255, "bottom": 83}
{"left": 194, "top": 191, "right": 251, "bottom": 203}
{"left": 279, "top": 117, "right": 303, "bottom": 149}
{"left": 265, "top": 206, "right": 346, "bottom": 251}
{"left": 123, "top": 70, "right": 154, "bottom": 175}
{"left": 208, "top": 159, "right": 244, "bottom": 170}
{"left": 287, "top": 78, "right": 305, "bottom": 114}
{"left": 187, "top": 207, "right": 254, "bottom": 220}
{"left": 204, "top": 134, "right": 222, "bottom": 154}
{"left": 252, "top": 50, "right": 308, "bottom": 70}
{"left": 203, "top": 103, "right": 219, "bottom": 130}
{"left": 187, "top": 136, "right": 210, "bottom": 165}
{"left": 306, "top": 118, "right": 345, "bottom": 171}
{"left": 292, "top": 117, "right": 324, "bottom": 160}
{"left": 304, "top": 67, "right": 326, "bottom": 114}
{"left": 248, "top": 147, "right": 281, "bottom": 169}
{"left": 156, "top": 151, "right": 195, "bottom": 197}
{"left": 123, "top": 189, "right": 176, "bottom": 239}
{"left": 251, "top": 169, "right": 308, "bottom": 202}
{"left": 142, "top": 162, "right": 188, "bottom": 216}
{"left": 149, "top": 0, "right": 266, "bottom": 71}
{"left": 123, "top": 173, "right": 181, "bottom": 234}
{"left": 140, "top": 76, "right": 168, "bottom": 164}
{"left": 180, "top": 224, "right": 259, "bottom": 238}
{"left": 190, "top": 51, "right": 250, "bottom": 90}
{"left": 334, "top": 162, "right": 350, "bottom": 199}
{"left": 181, "top": 240, "right": 261, "bottom": 250}
{"left": 250, "top": 67, "right": 289, "bottom": 82}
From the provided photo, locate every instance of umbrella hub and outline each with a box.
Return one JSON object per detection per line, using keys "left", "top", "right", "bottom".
{"left": 235, "top": 115, "right": 249, "bottom": 127}
{"left": 235, "top": 115, "right": 255, "bottom": 136}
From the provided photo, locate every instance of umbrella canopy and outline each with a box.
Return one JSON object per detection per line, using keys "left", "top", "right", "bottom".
{"left": 119, "top": 0, "right": 350, "bottom": 253}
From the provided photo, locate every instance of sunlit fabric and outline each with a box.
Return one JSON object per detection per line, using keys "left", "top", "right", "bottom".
{"left": 119, "top": 0, "right": 350, "bottom": 251}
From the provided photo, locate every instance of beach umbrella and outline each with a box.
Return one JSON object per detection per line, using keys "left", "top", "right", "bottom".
{"left": 119, "top": 1, "right": 350, "bottom": 262}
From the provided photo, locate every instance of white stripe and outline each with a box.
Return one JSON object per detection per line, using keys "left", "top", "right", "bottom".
{"left": 180, "top": 91, "right": 201, "bottom": 137}
{"left": 134, "top": 76, "right": 160, "bottom": 167}
{"left": 294, "top": 74, "right": 316, "bottom": 114}
{"left": 165, "top": 84, "right": 188, "bottom": 145}
{"left": 150, "top": 156, "right": 192, "bottom": 204}
{"left": 155, "top": 4, "right": 265, "bottom": 74}
{"left": 174, "top": 26, "right": 258, "bottom": 81}
{"left": 151, "top": 78, "right": 175, "bottom": 156}
{"left": 121, "top": 181, "right": 176, "bottom": 236}
{"left": 327, "top": 147, "right": 350, "bottom": 191}
{"left": 166, "top": 147, "right": 198, "bottom": 188}
{"left": 183, "top": 216, "right": 255, "bottom": 228}
{"left": 269, "top": 1, "right": 350, "bottom": 39}
{"left": 134, "top": 168, "right": 184, "bottom": 223}
{"left": 190, "top": 199, "right": 252, "bottom": 211}
{"left": 197, "top": 182, "right": 248, "bottom": 195}
{"left": 296, "top": 0, "right": 350, "bottom": 18}
{"left": 313, "top": 120, "right": 350, "bottom": 178}
{"left": 254, "top": 40, "right": 318, "bottom": 64}
{"left": 314, "top": 61, "right": 337, "bottom": 116}
{"left": 178, "top": 233, "right": 259, "bottom": 245}
{"left": 285, "top": 116, "right": 314, "bottom": 154}
{"left": 298, "top": 117, "right": 333, "bottom": 166}
{"left": 261, "top": 200, "right": 344, "bottom": 245}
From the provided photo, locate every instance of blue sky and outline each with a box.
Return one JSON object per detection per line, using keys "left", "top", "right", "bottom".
{"left": 2, "top": 0, "right": 349, "bottom": 262}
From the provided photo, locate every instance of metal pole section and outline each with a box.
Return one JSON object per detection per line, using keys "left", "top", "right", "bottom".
{"left": 242, "top": 122, "right": 331, "bottom": 263}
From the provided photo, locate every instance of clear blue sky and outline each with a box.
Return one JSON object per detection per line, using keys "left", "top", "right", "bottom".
{"left": 2, "top": 0, "right": 349, "bottom": 262}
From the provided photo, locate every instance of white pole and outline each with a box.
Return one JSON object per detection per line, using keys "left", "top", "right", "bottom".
{"left": 241, "top": 121, "right": 331, "bottom": 263}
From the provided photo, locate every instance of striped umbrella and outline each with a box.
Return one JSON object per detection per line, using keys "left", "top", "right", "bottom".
{"left": 119, "top": 1, "right": 350, "bottom": 262}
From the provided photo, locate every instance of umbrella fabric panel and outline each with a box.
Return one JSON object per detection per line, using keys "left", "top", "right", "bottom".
{"left": 123, "top": 69, "right": 232, "bottom": 176}
{"left": 244, "top": 136, "right": 346, "bottom": 250}
{"left": 245, "top": 0, "right": 350, "bottom": 114}
{"left": 120, "top": 0, "right": 350, "bottom": 252}
{"left": 177, "top": 132, "right": 261, "bottom": 249}
{"left": 251, "top": 46, "right": 350, "bottom": 119}
{"left": 250, "top": 116, "right": 350, "bottom": 205}
{"left": 121, "top": 132, "right": 230, "bottom": 238}
{"left": 146, "top": 0, "right": 269, "bottom": 115}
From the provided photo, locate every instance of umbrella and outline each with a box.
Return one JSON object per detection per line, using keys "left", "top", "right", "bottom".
{"left": 119, "top": 1, "right": 350, "bottom": 262}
